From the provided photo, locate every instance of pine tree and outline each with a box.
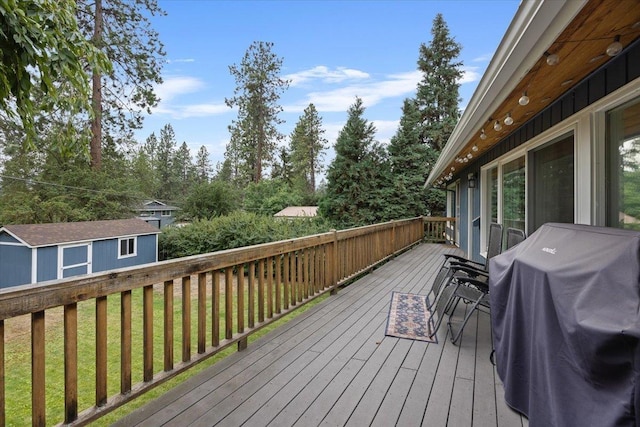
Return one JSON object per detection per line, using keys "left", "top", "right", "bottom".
{"left": 416, "top": 13, "right": 463, "bottom": 214}
{"left": 76, "top": 0, "right": 165, "bottom": 170}
{"left": 289, "top": 103, "right": 327, "bottom": 194}
{"left": 225, "top": 41, "right": 289, "bottom": 184}
{"left": 387, "top": 98, "right": 429, "bottom": 218}
{"left": 155, "top": 124, "right": 177, "bottom": 201}
{"left": 195, "top": 146, "right": 212, "bottom": 183}
{"left": 320, "top": 97, "right": 388, "bottom": 228}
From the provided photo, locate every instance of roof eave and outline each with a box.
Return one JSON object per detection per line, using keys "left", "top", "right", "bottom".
{"left": 426, "top": 0, "right": 587, "bottom": 187}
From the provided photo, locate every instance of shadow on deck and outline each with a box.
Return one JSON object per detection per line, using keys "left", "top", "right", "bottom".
{"left": 115, "top": 243, "right": 527, "bottom": 426}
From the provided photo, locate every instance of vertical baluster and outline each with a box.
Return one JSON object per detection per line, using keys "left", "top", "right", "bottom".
{"left": 275, "top": 255, "right": 282, "bottom": 314}
{"left": 225, "top": 268, "right": 233, "bottom": 340}
{"left": 182, "top": 275, "right": 191, "bottom": 362}
{"left": 290, "top": 252, "right": 297, "bottom": 306}
{"left": 143, "top": 285, "right": 154, "bottom": 382}
{"left": 212, "top": 271, "right": 220, "bottom": 347}
{"left": 283, "top": 253, "right": 289, "bottom": 310}
{"left": 266, "top": 257, "right": 273, "bottom": 318}
{"left": 164, "top": 280, "right": 174, "bottom": 371}
{"left": 64, "top": 303, "right": 78, "bottom": 423}
{"left": 296, "top": 249, "right": 306, "bottom": 302}
{"left": 31, "top": 311, "right": 45, "bottom": 426}
{"left": 237, "top": 265, "right": 244, "bottom": 333}
{"left": 96, "top": 296, "right": 107, "bottom": 407}
{"left": 198, "top": 272, "right": 207, "bottom": 354}
{"left": 248, "top": 263, "right": 255, "bottom": 328}
{"left": 258, "top": 260, "right": 265, "bottom": 322}
{"left": 121, "top": 290, "right": 132, "bottom": 393}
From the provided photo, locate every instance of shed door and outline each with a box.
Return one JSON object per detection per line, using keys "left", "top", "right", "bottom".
{"left": 59, "top": 243, "right": 92, "bottom": 279}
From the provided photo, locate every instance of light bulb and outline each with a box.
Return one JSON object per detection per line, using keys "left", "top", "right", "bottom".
{"left": 472, "top": 145, "right": 478, "bottom": 152}
{"left": 467, "top": 153, "right": 473, "bottom": 159}
{"left": 463, "top": 157, "right": 468, "bottom": 163}
{"left": 451, "top": 166, "right": 455, "bottom": 171}
{"left": 504, "top": 113, "right": 514, "bottom": 126}
{"left": 545, "top": 51, "right": 559, "bottom": 66}
{"left": 606, "top": 35, "right": 622, "bottom": 56}
{"left": 519, "top": 92, "right": 530, "bottom": 106}
{"left": 494, "top": 120, "right": 502, "bottom": 131}
{"left": 480, "top": 129, "right": 487, "bottom": 140}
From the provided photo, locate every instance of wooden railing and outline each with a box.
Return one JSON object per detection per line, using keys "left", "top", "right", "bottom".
{"left": 0, "top": 217, "right": 426, "bottom": 426}
{"left": 423, "top": 216, "right": 456, "bottom": 244}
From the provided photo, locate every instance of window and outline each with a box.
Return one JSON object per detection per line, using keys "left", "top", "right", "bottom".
{"left": 607, "top": 97, "right": 640, "bottom": 230}
{"left": 119, "top": 237, "right": 137, "bottom": 258}
{"left": 502, "top": 156, "right": 526, "bottom": 233}
{"left": 529, "top": 134, "right": 574, "bottom": 231}
{"left": 161, "top": 210, "right": 172, "bottom": 216}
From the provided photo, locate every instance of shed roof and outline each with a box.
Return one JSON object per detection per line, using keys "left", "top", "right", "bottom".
{"left": 274, "top": 206, "right": 318, "bottom": 217}
{"left": 1, "top": 218, "right": 160, "bottom": 248}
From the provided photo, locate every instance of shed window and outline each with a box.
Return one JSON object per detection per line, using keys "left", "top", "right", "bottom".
{"left": 161, "top": 210, "right": 171, "bottom": 216}
{"left": 119, "top": 237, "right": 137, "bottom": 258}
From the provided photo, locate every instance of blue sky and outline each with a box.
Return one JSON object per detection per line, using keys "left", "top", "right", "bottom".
{"left": 137, "top": 0, "right": 520, "bottom": 174}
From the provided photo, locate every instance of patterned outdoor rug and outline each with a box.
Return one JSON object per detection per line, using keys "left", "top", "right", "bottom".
{"left": 385, "top": 291, "right": 437, "bottom": 343}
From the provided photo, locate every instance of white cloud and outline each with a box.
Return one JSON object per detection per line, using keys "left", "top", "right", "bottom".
{"left": 154, "top": 76, "right": 205, "bottom": 104}
{"left": 151, "top": 76, "right": 231, "bottom": 119}
{"left": 460, "top": 66, "right": 481, "bottom": 85}
{"left": 472, "top": 53, "right": 493, "bottom": 63}
{"left": 166, "top": 58, "right": 196, "bottom": 64}
{"left": 284, "top": 70, "right": 421, "bottom": 113}
{"left": 372, "top": 119, "right": 400, "bottom": 145}
{"left": 285, "top": 65, "right": 370, "bottom": 87}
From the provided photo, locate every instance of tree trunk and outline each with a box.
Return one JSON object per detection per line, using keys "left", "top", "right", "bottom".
{"left": 90, "top": 0, "right": 103, "bottom": 170}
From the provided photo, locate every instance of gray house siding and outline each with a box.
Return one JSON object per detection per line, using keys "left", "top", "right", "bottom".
{"left": 0, "top": 244, "right": 31, "bottom": 289}
{"left": 36, "top": 246, "right": 57, "bottom": 282}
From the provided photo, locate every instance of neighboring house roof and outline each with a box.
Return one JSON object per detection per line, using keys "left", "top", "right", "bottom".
{"left": 137, "top": 200, "right": 180, "bottom": 211}
{"left": 1, "top": 218, "right": 160, "bottom": 248}
{"left": 426, "top": 0, "right": 639, "bottom": 187}
{"left": 274, "top": 206, "right": 319, "bottom": 218}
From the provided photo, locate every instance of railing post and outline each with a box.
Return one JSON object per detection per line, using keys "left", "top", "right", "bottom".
{"left": 331, "top": 229, "right": 338, "bottom": 295}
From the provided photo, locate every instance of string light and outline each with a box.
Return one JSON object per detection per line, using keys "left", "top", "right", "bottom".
{"left": 504, "top": 113, "right": 514, "bottom": 126}
{"left": 480, "top": 129, "right": 487, "bottom": 140}
{"left": 518, "top": 91, "right": 530, "bottom": 106}
{"left": 606, "top": 35, "right": 623, "bottom": 56}
{"left": 493, "top": 120, "right": 502, "bottom": 131}
{"left": 472, "top": 144, "right": 479, "bottom": 152}
{"left": 544, "top": 51, "right": 559, "bottom": 65}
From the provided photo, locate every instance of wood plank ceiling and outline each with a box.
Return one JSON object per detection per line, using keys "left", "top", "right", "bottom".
{"left": 434, "top": 0, "right": 640, "bottom": 185}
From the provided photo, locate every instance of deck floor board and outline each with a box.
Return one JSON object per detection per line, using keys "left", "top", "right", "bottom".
{"left": 115, "top": 243, "right": 526, "bottom": 427}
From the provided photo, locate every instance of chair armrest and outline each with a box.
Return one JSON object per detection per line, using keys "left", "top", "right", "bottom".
{"left": 443, "top": 254, "right": 485, "bottom": 269}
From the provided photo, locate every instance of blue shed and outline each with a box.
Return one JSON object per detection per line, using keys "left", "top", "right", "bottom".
{"left": 0, "top": 218, "right": 160, "bottom": 289}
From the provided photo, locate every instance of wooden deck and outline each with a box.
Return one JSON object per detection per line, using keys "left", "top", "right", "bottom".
{"left": 115, "top": 243, "right": 527, "bottom": 427}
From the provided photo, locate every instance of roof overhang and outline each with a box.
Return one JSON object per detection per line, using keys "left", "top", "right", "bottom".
{"left": 426, "top": 0, "right": 639, "bottom": 187}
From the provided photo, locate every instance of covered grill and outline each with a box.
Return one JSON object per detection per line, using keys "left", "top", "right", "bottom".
{"left": 490, "top": 223, "right": 640, "bottom": 426}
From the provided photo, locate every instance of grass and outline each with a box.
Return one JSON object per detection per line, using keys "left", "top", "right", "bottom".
{"left": 3, "top": 283, "right": 329, "bottom": 426}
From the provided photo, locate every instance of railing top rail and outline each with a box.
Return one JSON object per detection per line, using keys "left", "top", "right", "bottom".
{"left": 0, "top": 217, "right": 425, "bottom": 320}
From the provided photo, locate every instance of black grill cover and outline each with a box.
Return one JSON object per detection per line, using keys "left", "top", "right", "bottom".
{"left": 489, "top": 223, "right": 640, "bottom": 427}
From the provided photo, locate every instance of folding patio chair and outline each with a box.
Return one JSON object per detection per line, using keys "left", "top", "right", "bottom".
{"left": 505, "top": 227, "right": 526, "bottom": 250}
{"left": 426, "top": 223, "right": 503, "bottom": 309}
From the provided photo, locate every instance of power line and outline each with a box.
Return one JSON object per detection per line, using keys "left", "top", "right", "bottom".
{"left": 0, "top": 174, "right": 182, "bottom": 206}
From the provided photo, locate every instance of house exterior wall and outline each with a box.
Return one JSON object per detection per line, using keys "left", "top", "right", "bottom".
{"left": 36, "top": 246, "right": 58, "bottom": 282}
{"left": 92, "top": 234, "right": 158, "bottom": 272}
{"left": 453, "top": 38, "right": 640, "bottom": 261}
{"left": 0, "top": 244, "right": 32, "bottom": 289}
